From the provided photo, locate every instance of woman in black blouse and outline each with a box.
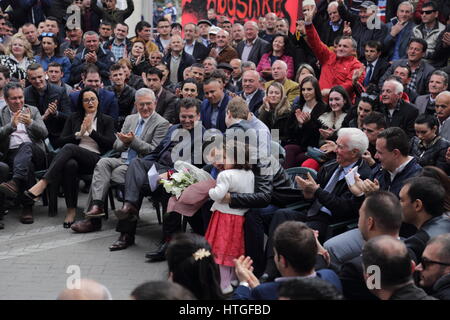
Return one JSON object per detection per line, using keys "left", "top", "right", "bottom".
{"left": 25, "top": 87, "right": 116, "bottom": 228}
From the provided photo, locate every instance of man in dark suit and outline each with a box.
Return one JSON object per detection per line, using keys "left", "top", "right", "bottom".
{"left": 69, "top": 66, "right": 119, "bottom": 121}
{"left": 200, "top": 77, "right": 231, "bottom": 133}
{"left": 163, "top": 35, "right": 196, "bottom": 85}
{"left": 362, "top": 236, "right": 436, "bottom": 300}
{"left": 380, "top": 79, "right": 419, "bottom": 138}
{"left": 414, "top": 70, "right": 449, "bottom": 115}
{"left": 110, "top": 98, "right": 205, "bottom": 252}
{"left": 183, "top": 23, "right": 210, "bottom": 63}
{"left": 361, "top": 41, "right": 391, "bottom": 88}
{"left": 142, "top": 67, "right": 178, "bottom": 124}
{"left": 236, "top": 21, "right": 271, "bottom": 65}
{"left": 379, "top": 38, "right": 435, "bottom": 96}
{"left": 24, "top": 63, "right": 71, "bottom": 149}
{"left": 231, "top": 221, "right": 342, "bottom": 300}
{"left": 339, "top": 191, "right": 403, "bottom": 300}
{"left": 240, "top": 70, "right": 265, "bottom": 114}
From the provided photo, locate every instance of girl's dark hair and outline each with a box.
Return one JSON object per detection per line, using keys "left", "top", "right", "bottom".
{"left": 271, "top": 33, "right": 289, "bottom": 52}
{"left": 298, "top": 75, "right": 323, "bottom": 107}
{"left": 414, "top": 113, "right": 439, "bottom": 130}
{"left": 77, "top": 87, "right": 100, "bottom": 116}
{"left": 166, "top": 233, "right": 225, "bottom": 300}
{"left": 326, "top": 85, "right": 352, "bottom": 113}
{"left": 223, "top": 140, "right": 253, "bottom": 171}
{"left": 40, "top": 33, "right": 62, "bottom": 58}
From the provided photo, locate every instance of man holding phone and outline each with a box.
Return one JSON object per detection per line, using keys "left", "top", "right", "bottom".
{"left": 384, "top": 1, "right": 417, "bottom": 61}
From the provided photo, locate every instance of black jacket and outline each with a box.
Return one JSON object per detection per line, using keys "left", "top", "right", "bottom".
{"left": 431, "top": 25, "right": 450, "bottom": 68}
{"left": 155, "top": 88, "right": 178, "bottom": 124}
{"left": 339, "top": 255, "right": 379, "bottom": 300}
{"left": 190, "top": 41, "right": 210, "bottom": 63}
{"left": 315, "top": 0, "right": 344, "bottom": 47}
{"left": 405, "top": 215, "right": 450, "bottom": 263}
{"left": 390, "top": 283, "right": 437, "bottom": 300}
{"left": 70, "top": 47, "right": 116, "bottom": 86}
{"left": 24, "top": 83, "right": 71, "bottom": 148}
{"left": 56, "top": 111, "right": 116, "bottom": 155}
{"left": 431, "top": 273, "right": 450, "bottom": 300}
{"left": 127, "top": 74, "right": 146, "bottom": 90}
{"left": 381, "top": 100, "right": 419, "bottom": 139}
{"left": 163, "top": 51, "right": 196, "bottom": 84}
{"left": 240, "top": 89, "right": 265, "bottom": 115}
{"left": 410, "top": 136, "right": 450, "bottom": 174}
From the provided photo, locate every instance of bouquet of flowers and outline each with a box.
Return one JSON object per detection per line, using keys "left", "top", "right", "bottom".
{"left": 160, "top": 168, "right": 198, "bottom": 199}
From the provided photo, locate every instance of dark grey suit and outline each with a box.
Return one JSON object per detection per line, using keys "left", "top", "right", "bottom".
{"left": 236, "top": 37, "right": 271, "bottom": 65}
{"left": 414, "top": 94, "right": 435, "bottom": 115}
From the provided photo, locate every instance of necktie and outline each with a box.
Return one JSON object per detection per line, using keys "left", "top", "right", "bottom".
{"left": 126, "top": 119, "right": 145, "bottom": 164}
{"left": 307, "top": 167, "right": 343, "bottom": 217}
{"left": 363, "top": 63, "right": 373, "bottom": 87}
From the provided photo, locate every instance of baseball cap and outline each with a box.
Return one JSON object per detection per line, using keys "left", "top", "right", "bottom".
{"left": 209, "top": 26, "right": 221, "bottom": 35}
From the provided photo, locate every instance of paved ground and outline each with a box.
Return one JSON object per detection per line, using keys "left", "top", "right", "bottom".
{"left": 0, "top": 191, "right": 169, "bottom": 300}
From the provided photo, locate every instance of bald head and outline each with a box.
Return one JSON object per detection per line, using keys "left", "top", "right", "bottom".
{"left": 170, "top": 34, "right": 184, "bottom": 53}
{"left": 265, "top": 12, "right": 278, "bottom": 30}
{"left": 436, "top": 90, "right": 450, "bottom": 122}
{"left": 242, "top": 69, "right": 260, "bottom": 94}
{"left": 57, "top": 279, "right": 112, "bottom": 300}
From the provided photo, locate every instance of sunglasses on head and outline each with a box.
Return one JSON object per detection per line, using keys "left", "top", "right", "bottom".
{"left": 40, "top": 32, "right": 55, "bottom": 38}
{"left": 421, "top": 9, "right": 436, "bottom": 15}
{"left": 361, "top": 92, "right": 377, "bottom": 101}
{"left": 420, "top": 257, "right": 450, "bottom": 270}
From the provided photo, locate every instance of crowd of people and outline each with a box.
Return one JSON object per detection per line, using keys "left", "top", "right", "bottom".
{"left": 0, "top": 0, "right": 450, "bottom": 300}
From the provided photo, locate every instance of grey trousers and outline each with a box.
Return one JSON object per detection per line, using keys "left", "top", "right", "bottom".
{"left": 324, "top": 228, "right": 365, "bottom": 269}
{"left": 85, "top": 157, "right": 128, "bottom": 209}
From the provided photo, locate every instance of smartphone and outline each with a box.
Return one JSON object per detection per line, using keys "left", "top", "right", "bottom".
{"left": 391, "top": 17, "right": 399, "bottom": 25}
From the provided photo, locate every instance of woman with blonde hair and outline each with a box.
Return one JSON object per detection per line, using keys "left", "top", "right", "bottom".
{"left": 0, "top": 33, "right": 36, "bottom": 81}
{"left": 258, "top": 81, "right": 292, "bottom": 145}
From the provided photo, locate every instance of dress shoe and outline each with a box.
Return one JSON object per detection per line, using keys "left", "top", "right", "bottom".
{"left": 114, "top": 202, "right": 138, "bottom": 220}
{"left": 0, "top": 180, "right": 19, "bottom": 198}
{"left": 109, "top": 234, "right": 135, "bottom": 251}
{"left": 20, "top": 207, "right": 34, "bottom": 224}
{"left": 85, "top": 205, "right": 105, "bottom": 218}
{"left": 71, "top": 219, "right": 101, "bottom": 233}
{"left": 145, "top": 241, "right": 169, "bottom": 262}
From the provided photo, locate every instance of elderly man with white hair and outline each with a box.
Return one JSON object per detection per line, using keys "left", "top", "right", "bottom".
{"left": 380, "top": 78, "right": 419, "bottom": 138}
{"left": 236, "top": 21, "right": 271, "bottom": 65}
{"left": 209, "top": 29, "right": 239, "bottom": 64}
{"left": 436, "top": 91, "right": 450, "bottom": 141}
{"left": 259, "top": 127, "right": 373, "bottom": 281}
{"left": 70, "top": 88, "right": 170, "bottom": 236}
{"left": 264, "top": 60, "right": 300, "bottom": 104}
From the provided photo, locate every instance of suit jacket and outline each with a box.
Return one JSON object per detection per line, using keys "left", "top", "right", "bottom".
{"left": 24, "top": 83, "right": 72, "bottom": 148}
{"left": 215, "top": 45, "right": 239, "bottom": 64}
{"left": 236, "top": 37, "right": 271, "bottom": 65}
{"left": 56, "top": 111, "right": 116, "bottom": 154}
{"left": 113, "top": 112, "right": 170, "bottom": 158}
{"left": 163, "top": 51, "right": 196, "bottom": 84}
{"left": 70, "top": 89, "right": 119, "bottom": 121}
{"left": 379, "top": 59, "right": 435, "bottom": 96}
{"left": 200, "top": 94, "right": 231, "bottom": 133}
{"left": 0, "top": 104, "right": 48, "bottom": 158}
{"left": 231, "top": 269, "right": 343, "bottom": 300}
{"left": 362, "top": 58, "right": 391, "bottom": 87}
{"left": 155, "top": 88, "right": 178, "bottom": 124}
{"left": 191, "top": 41, "right": 210, "bottom": 63}
{"left": 339, "top": 255, "right": 379, "bottom": 300}
{"left": 381, "top": 99, "right": 419, "bottom": 138}
{"left": 414, "top": 94, "right": 436, "bottom": 115}
{"left": 240, "top": 89, "right": 265, "bottom": 114}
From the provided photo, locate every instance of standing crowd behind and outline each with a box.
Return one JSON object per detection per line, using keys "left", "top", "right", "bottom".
{"left": 0, "top": 0, "right": 450, "bottom": 301}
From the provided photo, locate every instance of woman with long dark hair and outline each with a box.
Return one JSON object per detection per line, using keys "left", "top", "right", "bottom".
{"left": 318, "top": 86, "right": 351, "bottom": 141}
{"left": 256, "top": 34, "right": 295, "bottom": 81}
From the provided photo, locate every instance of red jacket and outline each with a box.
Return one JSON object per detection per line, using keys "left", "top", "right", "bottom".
{"left": 256, "top": 53, "right": 295, "bottom": 80}
{"left": 305, "top": 23, "right": 365, "bottom": 101}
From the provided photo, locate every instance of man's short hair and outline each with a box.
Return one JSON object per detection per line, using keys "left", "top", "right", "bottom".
{"left": 365, "top": 40, "right": 382, "bottom": 52}
{"left": 131, "top": 281, "right": 196, "bottom": 300}
{"left": 422, "top": 1, "right": 438, "bottom": 11}
{"left": 135, "top": 21, "right": 151, "bottom": 35}
{"left": 362, "top": 236, "right": 413, "bottom": 287}
{"left": 377, "top": 127, "right": 410, "bottom": 156}
{"left": 115, "top": 22, "right": 129, "bottom": 31}
{"left": 145, "top": 67, "right": 163, "bottom": 80}
{"left": 227, "top": 96, "right": 249, "bottom": 120}
{"left": 364, "top": 191, "right": 403, "bottom": 234}
{"left": 135, "top": 87, "right": 156, "bottom": 101}
{"left": 337, "top": 127, "right": 369, "bottom": 155}
{"left": 203, "top": 77, "right": 222, "bottom": 86}
{"left": 362, "top": 111, "right": 387, "bottom": 129}
{"left": 0, "top": 65, "right": 10, "bottom": 79}
{"left": 208, "top": 69, "right": 228, "bottom": 84}
{"left": 109, "top": 63, "right": 124, "bottom": 73}
{"left": 385, "top": 79, "right": 404, "bottom": 94}
{"left": 408, "top": 38, "right": 428, "bottom": 53}
{"left": 157, "top": 18, "right": 171, "bottom": 26}
{"left": 395, "top": 64, "right": 412, "bottom": 78}
{"left": 83, "top": 63, "right": 100, "bottom": 77}
{"left": 430, "top": 70, "right": 449, "bottom": 86}
{"left": 3, "top": 82, "right": 23, "bottom": 100}
{"left": 191, "top": 63, "right": 205, "bottom": 69}
{"left": 403, "top": 176, "right": 445, "bottom": 217}
{"left": 83, "top": 31, "right": 100, "bottom": 41}
{"left": 273, "top": 221, "right": 317, "bottom": 274}
{"left": 427, "top": 234, "right": 450, "bottom": 263}
{"left": 179, "top": 97, "right": 200, "bottom": 114}
{"left": 47, "top": 62, "right": 63, "bottom": 72}
{"left": 204, "top": 57, "right": 218, "bottom": 67}
{"left": 278, "top": 278, "right": 344, "bottom": 300}
{"left": 337, "top": 35, "right": 357, "bottom": 50}
{"left": 27, "top": 63, "right": 44, "bottom": 73}
{"left": 241, "top": 61, "right": 256, "bottom": 70}
{"left": 100, "top": 21, "right": 113, "bottom": 28}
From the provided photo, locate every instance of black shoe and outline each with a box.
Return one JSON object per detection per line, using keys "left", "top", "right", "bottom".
{"left": 145, "top": 241, "right": 169, "bottom": 262}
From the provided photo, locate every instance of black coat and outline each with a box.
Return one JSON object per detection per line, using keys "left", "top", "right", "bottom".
{"left": 362, "top": 58, "right": 391, "bottom": 87}
{"left": 155, "top": 88, "right": 178, "bottom": 124}
{"left": 190, "top": 41, "right": 210, "bottom": 63}
{"left": 56, "top": 111, "right": 116, "bottom": 155}
{"left": 163, "top": 51, "right": 196, "bottom": 84}
{"left": 381, "top": 99, "right": 419, "bottom": 139}
{"left": 390, "top": 283, "right": 437, "bottom": 300}
{"left": 339, "top": 255, "right": 379, "bottom": 300}
{"left": 240, "top": 89, "right": 265, "bottom": 115}
{"left": 409, "top": 136, "right": 450, "bottom": 174}
{"left": 431, "top": 273, "right": 450, "bottom": 300}
{"left": 24, "top": 83, "right": 72, "bottom": 148}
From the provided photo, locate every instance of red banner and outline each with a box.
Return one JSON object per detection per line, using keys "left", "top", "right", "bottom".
{"left": 182, "top": 0, "right": 300, "bottom": 33}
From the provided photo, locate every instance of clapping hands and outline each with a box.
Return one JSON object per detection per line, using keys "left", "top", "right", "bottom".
{"left": 233, "top": 256, "right": 260, "bottom": 288}
{"left": 295, "top": 109, "right": 311, "bottom": 124}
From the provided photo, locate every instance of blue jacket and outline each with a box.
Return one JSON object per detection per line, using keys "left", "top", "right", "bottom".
{"left": 19, "top": 0, "right": 52, "bottom": 26}
{"left": 231, "top": 269, "right": 342, "bottom": 300}
{"left": 200, "top": 94, "right": 231, "bottom": 133}
{"left": 34, "top": 55, "right": 71, "bottom": 83}
{"left": 70, "top": 89, "right": 119, "bottom": 120}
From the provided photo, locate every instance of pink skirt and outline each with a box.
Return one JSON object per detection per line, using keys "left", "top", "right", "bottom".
{"left": 205, "top": 210, "right": 245, "bottom": 267}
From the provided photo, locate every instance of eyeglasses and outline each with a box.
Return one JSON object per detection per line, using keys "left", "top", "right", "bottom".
{"left": 420, "top": 257, "right": 450, "bottom": 270}
{"left": 83, "top": 97, "right": 97, "bottom": 104}
{"left": 421, "top": 10, "right": 437, "bottom": 15}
